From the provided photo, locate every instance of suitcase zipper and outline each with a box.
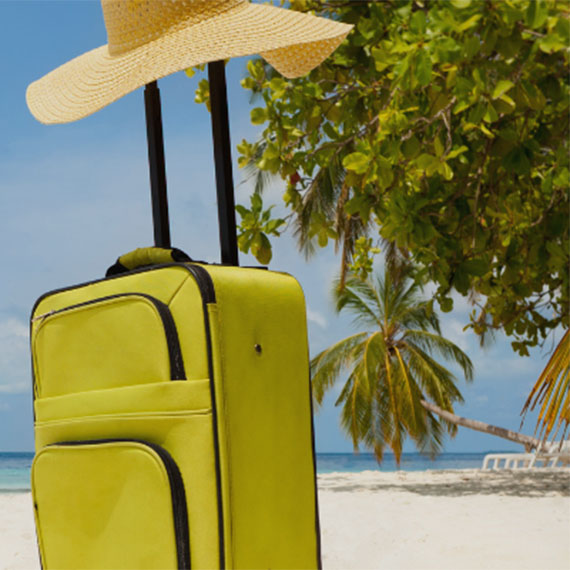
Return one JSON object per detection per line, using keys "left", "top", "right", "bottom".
{"left": 32, "top": 293, "right": 186, "bottom": 380}
{"left": 51, "top": 439, "right": 191, "bottom": 570}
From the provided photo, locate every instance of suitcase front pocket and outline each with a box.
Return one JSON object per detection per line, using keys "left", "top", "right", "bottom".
{"left": 32, "top": 293, "right": 186, "bottom": 397}
{"left": 32, "top": 439, "right": 191, "bottom": 569}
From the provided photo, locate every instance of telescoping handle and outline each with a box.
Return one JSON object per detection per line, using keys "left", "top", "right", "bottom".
{"left": 144, "top": 81, "right": 171, "bottom": 249}
{"left": 143, "top": 62, "right": 239, "bottom": 266}
{"left": 208, "top": 61, "right": 239, "bottom": 267}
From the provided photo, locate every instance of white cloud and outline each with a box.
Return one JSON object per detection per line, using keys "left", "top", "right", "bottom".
{"left": 0, "top": 318, "right": 31, "bottom": 394}
{"left": 440, "top": 317, "right": 470, "bottom": 351}
{"left": 306, "top": 307, "right": 327, "bottom": 329}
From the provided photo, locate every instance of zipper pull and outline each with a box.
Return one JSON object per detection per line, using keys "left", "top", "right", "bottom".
{"left": 31, "top": 310, "right": 55, "bottom": 323}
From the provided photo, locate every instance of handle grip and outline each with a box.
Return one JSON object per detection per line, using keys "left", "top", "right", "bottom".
{"left": 106, "top": 247, "right": 192, "bottom": 277}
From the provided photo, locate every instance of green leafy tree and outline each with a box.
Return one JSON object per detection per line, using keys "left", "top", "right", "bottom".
{"left": 230, "top": 0, "right": 569, "bottom": 355}
{"left": 311, "top": 267, "right": 473, "bottom": 463}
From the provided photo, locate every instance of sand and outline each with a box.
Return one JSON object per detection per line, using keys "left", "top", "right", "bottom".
{"left": 1, "top": 469, "right": 569, "bottom": 570}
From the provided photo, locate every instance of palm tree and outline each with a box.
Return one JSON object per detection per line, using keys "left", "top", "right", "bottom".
{"left": 311, "top": 268, "right": 473, "bottom": 464}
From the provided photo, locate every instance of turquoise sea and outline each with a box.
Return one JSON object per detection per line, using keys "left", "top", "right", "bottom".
{"left": 0, "top": 451, "right": 498, "bottom": 492}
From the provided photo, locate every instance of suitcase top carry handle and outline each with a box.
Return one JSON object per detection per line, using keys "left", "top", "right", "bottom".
{"left": 106, "top": 247, "right": 192, "bottom": 277}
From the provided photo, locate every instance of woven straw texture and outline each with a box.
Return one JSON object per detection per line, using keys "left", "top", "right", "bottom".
{"left": 26, "top": 0, "right": 352, "bottom": 124}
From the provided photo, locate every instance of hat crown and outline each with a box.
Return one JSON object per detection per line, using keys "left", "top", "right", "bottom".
{"left": 103, "top": 0, "right": 244, "bottom": 56}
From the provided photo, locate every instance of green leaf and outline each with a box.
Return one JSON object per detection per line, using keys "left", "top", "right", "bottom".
{"left": 469, "top": 102, "right": 486, "bottom": 124}
{"left": 378, "top": 165, "right": 394, "bottom": 190}
{"left": 265, "top": 218, "right": 286, "bottom": 235}
{"left": 457, "top": 14, "right": 482, "bottom": 32}
{"left": 526, "top": 0, "right": 548, "bottom": 29}
{"left": 323, "top": 122, "right": 338, "bottom": 141}
{"left": 451, "top": 0, "right": 471, "bottom": 7}
{"left": 453, "top": 266, "right": 470, "bottom": 294}
{"left": 440, "top": 297, "right": 454, "bottom": 313}
{"left": 453, "top": 100, "right": 471, "bottom": 115}
{"left": 410, "top": 11, "right": 426, "bottom": 35}
{"left": 194, "top": 78, "right": 211, "bottom": 111}
{"left": 498, "top": 94, "right": 516, "bottom": 109}
{"left": 402, "top": 136, "right": 421, "bottom": 159}
{"left": 250, "top": 107, "right": 268, "bottom": 125}
{"left": 439, "top": 162, "right": 454, "bottom": 181}
{"left": 479, "top": 124, "right": 494, "bottom": 138}
{"left": 434, "top": 137, "right": 444, "bottom": 158}
{"left": 462, "top": 259, "right": 488, "bottom": 277}
{"left": 503, "top": 147, "right": 531, "bottom": 176}
{"left": 343, "top": 152, "right": 370, "bottom": 174}
{"left": 556, "top": 16, "right": 570, "bottom": 43}
{"left": 416, "top": 153, "right": 438, "bottom": 173}
{"left": 318, "top": 228, "right": 329, "bottom": 248}
{"left": 446, "top": 146, "right": 468, "bottom": 160}
{"left": 251, "top": 192, "right": 262, "bottom": 213}
{"left": 235, "top": 204, "right": 249, "bottom": 218}
{"left": 483, "top": 103, "right": 499, "bottom": 123}
{"left": 415, "top": 49, "right": 433, "bottom": 87}
{"left": 538, "top": 33, "right": 567, "bottom": 54}
{"left": 492, "top": 80, "right": 515, "bottom": 100}
{"left": 251, "top": 232, "right": 272, "bottom": 265}
{"left": 553, "top": 168, "right": 569, "bottom": 189}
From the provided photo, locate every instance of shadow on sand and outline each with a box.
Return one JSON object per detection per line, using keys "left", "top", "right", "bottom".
{"left": 319, "top": 470, "right": 570, "bottom": 498}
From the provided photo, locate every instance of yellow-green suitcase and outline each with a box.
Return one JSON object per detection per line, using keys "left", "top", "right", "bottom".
{"left": 30, "top": 248, "right": 321, "bottom": 569}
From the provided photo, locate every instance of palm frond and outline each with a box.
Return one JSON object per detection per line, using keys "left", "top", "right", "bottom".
{"left": 404, "top": 341, "right": 464, "bottom": 407}
{"left": 333, "top": 277, "right": 382, "bottom": 329}
{"left": 393, "top": 347, "right": 423, "bottom": 435}
{"left": 414, "top": 408, "right": 448, "bottom": 457}
{"left": 240, "top": 139, "right": 277, "bottom": 195}
{"left": 382, "top": 351, "right": 406, "bottom": 462}
{"left": 293, "top": 154, "right": 345, "bottom": 259}
{"left": 521, "top": 330, "right": 570, "bottom": 442}
{"left": 310, "top": 332, "right": 368, "bottom": 405}
{"left": 397, "top": 302, "right": 442, "bottom": 335}
{"left": 403, "top": 329, "right": 473, "bottom": 381}
{"left": 337, "top": 365, "right": 374, "bottom": 449}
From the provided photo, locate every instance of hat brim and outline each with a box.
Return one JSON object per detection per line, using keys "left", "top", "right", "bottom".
{"left": 26, "top": 2, "right": 352, "bottom": 124}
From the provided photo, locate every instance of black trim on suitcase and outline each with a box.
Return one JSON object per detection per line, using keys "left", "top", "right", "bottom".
{"left": 32, "top": 292, "right": 186, "bottom": 381}
{"left": 184, "top": 265, "right": 226, "bottom": 570}
{"left": 47, "top": 439, "right": 191, "bottom": 570}
{"left": 31, "top": 263, "right": 200, "bottom": 316}
{"left": 307, "top": 368, "right": 323, "bottom": 569}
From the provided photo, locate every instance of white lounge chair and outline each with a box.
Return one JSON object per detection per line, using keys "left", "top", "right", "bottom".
{"left": 482, "top": 440, "right": 570, "bottom": 470}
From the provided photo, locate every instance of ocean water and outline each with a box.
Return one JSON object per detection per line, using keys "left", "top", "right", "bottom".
{"left": 0, "top": 452, "right": 33, "bottom": 492}
{"left": 316, "top": 452, "right": 489, "bottom": 473}
{"left": 0, "top": 451, "right": 493, "bottom": 492}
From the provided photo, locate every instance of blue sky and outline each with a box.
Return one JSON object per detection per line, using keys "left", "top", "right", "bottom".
{"left": 0, "top": 1, "right": 552, "bottom": 454}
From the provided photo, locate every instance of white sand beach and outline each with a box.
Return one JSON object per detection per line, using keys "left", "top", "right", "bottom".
{"left": 1, "top": 469, "right": 569, "bottom": 570}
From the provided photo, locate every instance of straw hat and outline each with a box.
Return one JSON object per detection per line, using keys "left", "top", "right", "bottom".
{"left": 26, "top": 0, "right": 352, "bottom": 125}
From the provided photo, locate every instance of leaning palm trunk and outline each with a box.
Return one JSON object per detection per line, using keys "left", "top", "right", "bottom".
{"left": 421, "top": 400, "right": 541, "bottom": 451}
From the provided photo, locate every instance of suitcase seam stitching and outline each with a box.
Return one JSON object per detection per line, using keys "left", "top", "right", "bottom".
{"left": 34, "top": 410, "right": 212, "bottom": 427}
{"left": 166, "top": 274, "right": 192, "bottom": 306}
{"left": 212, "top": 301, "right": 235, "bottom": 567}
